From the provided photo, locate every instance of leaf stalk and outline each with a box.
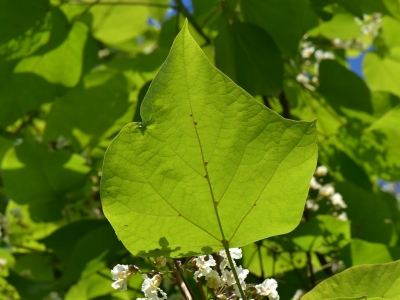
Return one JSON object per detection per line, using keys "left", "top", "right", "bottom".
{"left": 222, "top": 241, "right": 247, "bottom": 300}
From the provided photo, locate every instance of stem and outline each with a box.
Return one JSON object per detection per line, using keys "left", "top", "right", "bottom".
{"left": 197, "top": 277, "right": 207, "bottom": 300}
{"left": 279, "top": 91, "right": 291, "bottom": 119}
{"left": 306, "top": 251, "right": 316, "bottom": 288}
{"left": 262, "top": 95, "right": 271, "bottom": 109}
{"left": 222, "top": 241, "right": 246, "bottom": 299}
{"left": 66, "top": 0, "right": 175, "bottom": 8}
{"left": 72, "top": 0, "right": 100, "bottom": 23}
{"left": 175, "top": 0, "right": 210, "bottom": 45}
{"left": 173, "top": 259, "right": 195, "bottom": 300}
{"left": 256, "top": 241, "right": 265, "bottom": 279}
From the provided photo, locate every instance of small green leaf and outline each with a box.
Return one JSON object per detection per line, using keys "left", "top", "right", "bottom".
{"left": 100, "top": 22, "right": 318, "bottom": 257}
{"left": 214, "top": 21, "right": 283, "bottom": 96}
{"left": 302, "top": 260, "right": 400, "bottom": 299}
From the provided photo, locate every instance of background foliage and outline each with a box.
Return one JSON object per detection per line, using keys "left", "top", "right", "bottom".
{"left": 1, "top": 0, "right": 400, "bottom": 299}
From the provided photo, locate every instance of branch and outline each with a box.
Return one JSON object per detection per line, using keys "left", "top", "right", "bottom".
{"left": 175, "top": 0, "right": 210, "bottom": 45}
{"left": 66, "top": 0, "right": 175, "bottom": 8}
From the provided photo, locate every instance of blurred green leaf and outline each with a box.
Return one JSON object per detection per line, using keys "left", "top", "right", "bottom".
{"left": 2, "top": 137, "right": 90, "bottom": 221}
{"left": 302, "top": 260, "right": 400, "bottom": 299}
{"left": 364, "top": 17, "right": 400, "bottom": 98}
{"left": 308, "top": 13, "right": 360, "bottom": 40}
{"left": 318, "top": 60, "right": 373, "bottom": 118}
{"left": 39, "top": 220, "right": 106, "bottom": 261}
{"left": 0, "top": 0, "right": 51, "bottom": 60}
{"left": 273, "top": 215, "right": 351, "bottom": 253}
{"left": 101, "top": 22, "right": 318, "bottom": 257}
{"left": 44, "top": 70, "right": 131, "bottom": 151}
{"left": 241, "top": 0, "right": 318, "bottom": 57}
{"left": 0, "top": 9, "right": 98, "bottom": 127}
{"left": 215, "top": 21, "right": 283, "bottom": 96}
{"left": 336, "top": 182, "right": 398, "bottom": 245}
{"left": 340, "top": 239, "right": 400, "bottom": 267}
{"left": 14, "top": 253, "right": 54, "bottom": 281}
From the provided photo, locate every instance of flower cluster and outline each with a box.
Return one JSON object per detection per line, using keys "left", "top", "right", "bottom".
{"left": 192, "top": 248, "right": 279, "bottom": 300}
{"left": 308, "top": 165, "right": 348, "bottom": 221}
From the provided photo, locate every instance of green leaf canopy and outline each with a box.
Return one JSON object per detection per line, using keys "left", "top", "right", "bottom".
{"left": 100, "top": 21, "right": 318, "bottom": 257}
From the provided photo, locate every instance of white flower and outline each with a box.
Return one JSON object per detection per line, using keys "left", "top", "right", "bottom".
{"left": 301, "top": 46, "right": 315, "bottom": 59}
{"left": 315, "top": 49, "right": 324, "bottom": 61}
{"left": 323, "top": 51, "right": 335, "bottom": 60}
{"left": 296, "top": 73, "right": 310, "bottom": 84}
{"left": 205, "top": 270, "right": 222, "bottom": 288}
{"left": 310, "top": 177, "right": 321, "bottom": 190}
{"left": 219, "top": 248, "right": 242, "bottom": 270}
{"left": 141, "top": 274, "right": 167, "bottom": 300}
{"left": 330, "top": 193, "right": 347, "bottom": 209}
{"left": 255, "top": 278, "right": 279, "bottom": 300}
{"left": 319, "top": 184, "right": 335, "bottom": 197}
{"left": 315, "top": 165, "right": 328, "bottom": 177}
{"left": 306, "top": 199, "right": 319, "bottom": 211}
{"left": 193, "top": 255, "right": 216, "bottom": 281}
{"left": 111, "top": 264, "right": 129, "bottom": 291}
{"left": 221, "top": 265, "right": 249, "bottom": 295}
{"left": 0, "top": 258, "right": 7, "bottom": 268}
{"left": 337, "top": 211, "right": 348, "bottom": 221}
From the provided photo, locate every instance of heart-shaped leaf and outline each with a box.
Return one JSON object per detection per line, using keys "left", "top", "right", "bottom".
{"left": 302, "top": 260, "right": 400, "bottom": 300}
{"left": 100, "top": 21, "right": 318, "bottom": 257}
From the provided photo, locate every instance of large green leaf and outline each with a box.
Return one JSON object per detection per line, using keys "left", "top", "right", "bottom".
{"left": 302, "top": 260, "right": 400, "bottom": 299}
{"left": 241, "top": 0, "right": 319, "bottom": 57}
{"left": 214, "top": 21, "right": 283, "bottom": 96}
{"left": 100, "top": 22, "right": 318, "bottom": 257}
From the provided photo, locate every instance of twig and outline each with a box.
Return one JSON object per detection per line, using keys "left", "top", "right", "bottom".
{"left": 66, "top": 0, "right": 175, "bottom": 8}
{"left": 279, "top": 91, "right": 291, "bottom": 119}
{"left": 175, "top": 0, "right": 210, "bottom": 45}
{"left": 173, "top": 259, "right": 195, "bottom": 300}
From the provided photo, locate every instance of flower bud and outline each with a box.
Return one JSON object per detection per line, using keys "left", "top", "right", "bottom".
{"left": 128, "top": 264, "right": 139, "bottom": 274}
